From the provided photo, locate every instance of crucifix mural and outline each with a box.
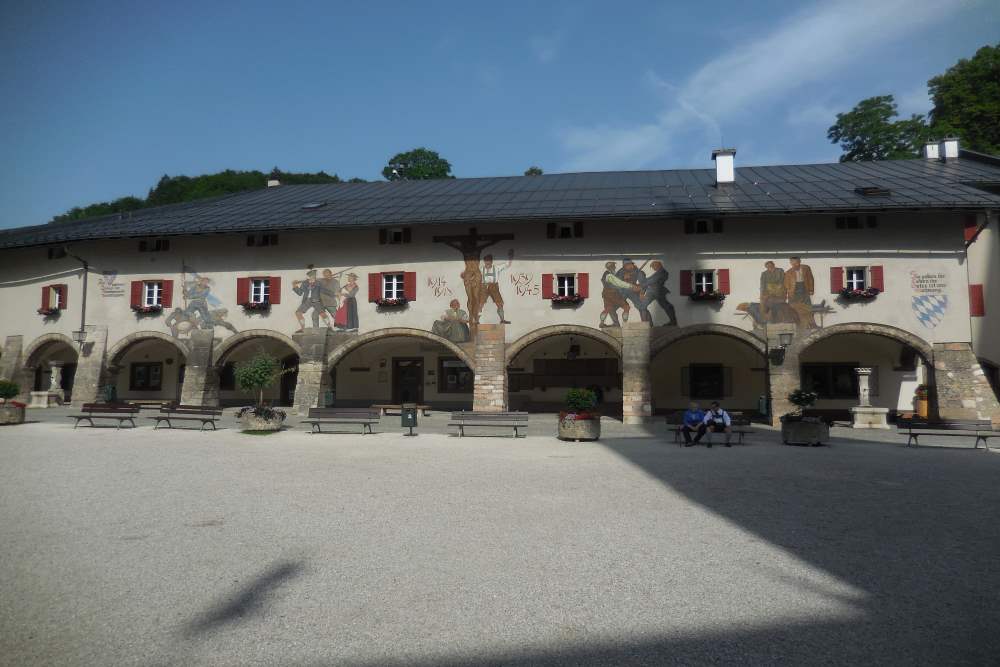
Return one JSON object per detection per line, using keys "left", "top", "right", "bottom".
{"left": 433, "top": 227, "right": 515, "bottom": 338}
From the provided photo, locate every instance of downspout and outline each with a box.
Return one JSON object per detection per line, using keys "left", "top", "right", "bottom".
{"left": 69, "top": 252, "right": 89, "bottom": 346}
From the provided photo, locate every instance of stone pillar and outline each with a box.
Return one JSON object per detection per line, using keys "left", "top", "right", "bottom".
{"left": 0, "top": 335, "right": 23, "bottom": 382}
{"left": 70, "top": 326, "right": 107, "bottom": 407}
{"left": 292, "top": 328, "right": 332, "bottom": 415}
{"left": 765, "top": 324, "right": 799, "bottom": 426}
{"left": 621, "top": 321, "right": 652, "bottom": 425}
{"left": 933, "top": 342, "right": 1000, "bottom": 421}
{"left": 473, "top": 323, "right": 506, "bottom": 412}
{"left": 179, "top": 330, "right": 218, "bottom": 406}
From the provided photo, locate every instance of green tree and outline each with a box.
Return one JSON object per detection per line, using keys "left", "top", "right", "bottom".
{"left": 382, "top": 148, "right": 454, "bottom": 181}
{"left": 827, "top": 95, "right": 932, "bottom": 162}
{"left": 524, "top": 166, "right": 543, "bottom": 176}
{"left": 928, "top": 43, "right": 1000, "bottom": 155}
{"left": 234, "top": 352, "right": 292, "bottom": 408}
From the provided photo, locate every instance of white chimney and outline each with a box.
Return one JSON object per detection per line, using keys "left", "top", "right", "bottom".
{"left": 922, "top": 142, "right": 940, "bottom": 160}
{"left": 267, "top": 177, "right": 281, "bottom": 187}
{"left": 939, "top": 138, "right": 959, "bottom": 160}
{"left": 712, "top": 148, "right": 736, "bottom": 185}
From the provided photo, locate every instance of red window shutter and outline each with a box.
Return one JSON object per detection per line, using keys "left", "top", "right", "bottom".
{"left": 970, "top": 284, "right": 986, "bottom": 317}
{"left": 161, "top": 280, "right": 174, "bottom": 308}
{"left": 679, "top": 270, "right": 693, "bottom": 296}
{"left": 404, "top": 271, "right": 417, "bottom": 301}
{"left": 577, "top": 272, "right": 589, "bottom": 298}
{"left": 541, "top": 273, "right": 555, "bottom": 299}
{"left": 41, "top": 285, "right": 51, "bottom": 310}
{"left": 717, "top": 269, "right": 730, "bottom": 295}
{"left": 130, "top": 281, "right": 143, "bottom": 308}
{"left": 368, "top": 273, "right": 381, "bottom": 302}
{"left": 55, "top": 284, "right": 68, "bottom": 309}
{"left": 236, "top": 277, "right": 250, "bottom": 305}
{"left": 869, "top": 265, "right": 884, "bottom": 291}
{"left": 964, "top": 215, "right": 978, "bottom": 243}
{"left": 830, "top": 267, "right": 844, "bottom": 293}
{"left": 269, "top": 276, "right": 281, "bottom": 304}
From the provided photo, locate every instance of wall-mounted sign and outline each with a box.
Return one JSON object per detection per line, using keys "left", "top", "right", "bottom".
{"left": 98, "top": 270, "right": 125, "bottom": 297}
{"left": 910, "top": 271, "right": 948, "bottom": 329}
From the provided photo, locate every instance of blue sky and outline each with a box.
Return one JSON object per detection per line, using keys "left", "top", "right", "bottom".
{"left": 1, "top": 0, "right": 997, "bottom": 229}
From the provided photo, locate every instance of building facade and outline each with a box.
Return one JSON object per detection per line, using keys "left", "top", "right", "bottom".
{"left": 2, "top": 144, "right": 999, "bottom": 425}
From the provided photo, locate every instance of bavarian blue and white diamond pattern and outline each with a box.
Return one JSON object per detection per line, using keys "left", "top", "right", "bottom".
{"left": 912, "top": 294, "right": 948, "bottom": 329}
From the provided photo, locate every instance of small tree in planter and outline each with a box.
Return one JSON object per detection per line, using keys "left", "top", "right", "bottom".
{"left": 780, "top": 388, "right": 829, "bottom": 446}
{"left": 558, "top": 388, "right": 600, "bottom": 441}
{"left": 0, "top": 380, "right": 26, "bottom": 425}
{"left": 234, "top": 352, "right": 293, "bottom": 432}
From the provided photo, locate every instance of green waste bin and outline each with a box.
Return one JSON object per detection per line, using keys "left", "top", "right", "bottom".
{"left": 402, "top": 404, "right": 418, "bottom": 436}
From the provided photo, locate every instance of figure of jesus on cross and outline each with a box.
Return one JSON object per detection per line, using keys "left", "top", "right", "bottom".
{"left": 433, "top": 227, "right": 515, "bottom": 339}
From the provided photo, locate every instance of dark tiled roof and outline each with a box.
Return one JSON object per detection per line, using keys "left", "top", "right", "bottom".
{"left": 3, "top": 154, "right": 1000, "bottom": 249}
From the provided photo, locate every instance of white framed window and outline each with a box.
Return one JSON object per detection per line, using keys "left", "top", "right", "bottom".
{"left": 845, "top": 267, "right": 866, "bottom": 291}
{"left": 382, "top": 273, "right": 405, "bottom": 300}
{"left": 694, "top": 271, "right": 714, "bottom": 293}
{"left": 50, "top": 286, "right": 62, "bottom": 309}
{"left": 250, "top": 278, "right": 270, "bottom": 304}
{"left": 143, "top": 281, "right": 163, "bottom": 306}
{"left": 556, "top": 274, "right": 576, "bottom": 297}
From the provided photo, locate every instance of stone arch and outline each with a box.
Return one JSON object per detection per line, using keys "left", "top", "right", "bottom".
{"left": 791, "top": 322, "right": 933, "bottom": 362}
{"left": 107, "top": 331, "right": 189, "bottom": 366}
{"left": 23, "top": 333, "right": 78, "bottom": 367}
{"left": 326, "top": 328, "right": 475, "bottom": 370}
{"left": 651, "top": 323, "right": 767, "bottom": 358}
{"left": 507, "top": 325, "right": 623, "bottom": 363}
{"left": 213, "top": 330, "right": 303, "bottom": 366}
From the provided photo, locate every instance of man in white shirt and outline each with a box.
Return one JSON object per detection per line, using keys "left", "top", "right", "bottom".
{"left": 479, "top": 251, "right": 513, "bottom": 324}
{"left": 694, "top": 401, "right": 732, "bottom": 447}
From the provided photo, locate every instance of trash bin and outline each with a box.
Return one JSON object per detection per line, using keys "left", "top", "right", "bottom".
{"left": 401, "top": 403, "right": 418, "bottom": 436}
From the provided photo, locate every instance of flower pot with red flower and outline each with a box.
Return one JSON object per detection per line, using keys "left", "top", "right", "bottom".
{"left": 0, "top": 380, "right": 25, "bottom": 425}
{"left": 558, "top": 388, "right": 601, "bottom": 441}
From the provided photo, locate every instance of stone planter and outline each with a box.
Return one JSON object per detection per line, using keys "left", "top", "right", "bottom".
{"left": 0, "top": 404, "right": 26, "bottom": 425}
{"left": 558, "top": 412, "right": 601, "bottom": 441}
{"left": 239, "top": 413, "right": 284, "bottom": 432}
{"left": 780, "top": 417, "right": 830, "bottom": 446}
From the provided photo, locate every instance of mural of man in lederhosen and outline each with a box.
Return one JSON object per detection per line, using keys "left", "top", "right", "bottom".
{"left": 478, "top": 250, "right": 513, "bottom": 324}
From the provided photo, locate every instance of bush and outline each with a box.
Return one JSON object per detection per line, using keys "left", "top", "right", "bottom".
{"left": 788, "top": 388, "right": 818, "bottom": 415}
{"left": 565, "top": 388, "right": 597, "bottom": 412}
{"left": 234, "top": 352, "right": 294, "bottom": 407}
{"left": 0, "top": 380, "right": 19, "bottom": 401}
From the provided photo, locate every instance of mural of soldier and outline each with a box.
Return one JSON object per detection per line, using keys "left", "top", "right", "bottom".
{"left": 478, "top": 250, "right": 513, "bottom": 324}
{"left": 617, "top": 258, "right": 646, "bottom": 313}
{"left": 759, "top": 261, "right": 786, "bottom": 323}
{"left": 599, "top": 261, "right": 632, "bottom": 327}
{"left": 293, "top": 269, "right": 329, "bottom": 332}
{"left": 784, "top": 256, "right": 817, "bottom": 329}
{"left": 636, "top": 260, "right": 678, "bottom": 326}
{"left": 167, "top": 266, "right": 237, "bottom": 337}
{"left": 319, "top": 268, "right": 341, "bottom": 325}
{"left": 431, "top": 298, "right": 471, "bottom": 343}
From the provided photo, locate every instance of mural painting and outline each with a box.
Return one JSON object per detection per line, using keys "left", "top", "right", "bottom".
{"left": 911, "top": 270, "right": 948, "bottom": 329}
{"left": 98, "top": 270, "right": 125, "bottom": 298}
{"left": 292, "top": 267, "right": 358, "bottom": 333}
{"left": 737, "top": 258, "right": 832, "bottom": 332}
{"left": 433, "top": 227, "right": 515, "bottom": 337}
{"left": 431, "top": 299, "right": 471, "bottom": 343}
{"left": 599, "top": 258, "right": 677, "bottom": 327}
{"left": 166, "top": 266, "right": 238, "bottom": 337}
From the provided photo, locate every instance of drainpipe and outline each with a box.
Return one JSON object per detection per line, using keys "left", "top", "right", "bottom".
{"left": 68, "top": 252, "right": 89, "bottom": 347}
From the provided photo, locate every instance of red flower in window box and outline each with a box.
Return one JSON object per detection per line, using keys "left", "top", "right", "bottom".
{"left": 690, "top": 290, "right": 726, "bottom": 302}
{"left": 375, "top": 297, "right": 409, "bottom": 307}
{"left": 242, "top": 301, "right": 271, "bottom": 311}
{"left": 838, "top": 287, "right": 880, "bottom": 300}
{"left": 131, "top": 304, "right": 164, "bottom": 314}
{"left": 550, "top": 294, "right": 584, "bottom": 304}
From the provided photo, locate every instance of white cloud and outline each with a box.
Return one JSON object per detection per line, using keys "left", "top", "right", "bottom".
{"left": 559, "top": 0, "right": 966, "bottom": 171}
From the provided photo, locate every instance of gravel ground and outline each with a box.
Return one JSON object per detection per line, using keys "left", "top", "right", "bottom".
{"left": 1, "top": 416, "right": 999, "bottom": 666}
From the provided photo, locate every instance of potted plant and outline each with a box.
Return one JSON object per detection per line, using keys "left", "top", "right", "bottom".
{"left": 838, "top": 286, "right": 880, "bottom": 300}
{"left": 558, "top": 388, "right": 600, "bottom": 441}
{"left": 0, "top": 380, "right": 26, "bottom": 425}
{"left": 780, "top": 388, "right": 829, "bottom": 446}
{"left": 234, "top": 352, "right": 292, "bottom": 432}
{"left": 690, "top": 290, "right": 726, "bottom": 302}
{"left": 913, "top": 384, "right": 929, "bottom": 419}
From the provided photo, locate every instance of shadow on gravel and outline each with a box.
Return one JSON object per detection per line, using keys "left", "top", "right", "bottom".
{"left": 183, "top": 560, "right": 304, "bottom": 637}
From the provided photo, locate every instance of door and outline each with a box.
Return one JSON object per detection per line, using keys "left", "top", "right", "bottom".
{"left": 393, "top": 358, "right": 424, "bottom": 404}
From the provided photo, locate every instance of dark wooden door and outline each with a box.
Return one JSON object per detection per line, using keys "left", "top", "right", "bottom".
{"left": 393, "top": 358, "right": 424, "bottom": 404}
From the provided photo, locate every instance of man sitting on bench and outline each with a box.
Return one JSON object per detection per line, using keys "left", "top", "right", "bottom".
{"left": 681, "top": 401, "right": 705, "bottom": 447}
{"left": 694, "top": 401, "right": 732, "bottom": 448}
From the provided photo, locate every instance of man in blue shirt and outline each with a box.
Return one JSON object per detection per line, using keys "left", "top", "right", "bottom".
{"left": 681, "top": 401, "right": 705, "bottom": 446}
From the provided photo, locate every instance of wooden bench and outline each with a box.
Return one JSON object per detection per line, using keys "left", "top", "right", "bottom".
{"left": 665, "top": 412, "right": 755, "bottom": 445}
{"left": 448, "top": 411, "right": 529, "bottom": 438}
{"left": 371, "top": 403, "right": 432, "bottom": 417}
{"left": 68, "top": 403, "right": 140, "bottom": 429}
{"left": 302, "top": 407, "right": 381, "bottom": 434}
{"left": 149, "top": 404, "right": 224, "bottom": 430}
{"left": 897, "top": 417, "right": 1000, "bottom": 450}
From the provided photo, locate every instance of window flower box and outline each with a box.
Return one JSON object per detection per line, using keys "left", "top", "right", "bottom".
{"left": 242, "top": 301, "right": 271, "bottom": 312}
{"left": 550, "top": 294, "right": 584, "bottom": 305}
{"left": 36, "top": 307, "right": 60, "bottom": 316}
{"left": 690, "top": 290, "right": 726, "bottom": 302}
{"left": 838, "top": 287, "right": 880, "bottom": 300}
{"left": 375, "top": 297, "right": 408, "bottom": 307}
{"left": 131, "top": 304, "right": 164, "bottom": 315}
